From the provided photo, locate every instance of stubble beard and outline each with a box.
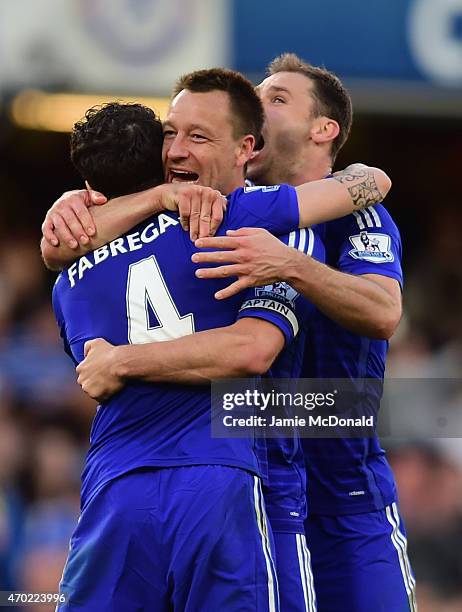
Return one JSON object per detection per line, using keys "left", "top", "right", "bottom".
{"left": 263, "top": 143, "right": 301, "bottom": 186}
{"left": 248, "top": 146, "right": 298, "bottom": 186}
{"left": 248, "top": 128, "right": 309, "bottom": 186}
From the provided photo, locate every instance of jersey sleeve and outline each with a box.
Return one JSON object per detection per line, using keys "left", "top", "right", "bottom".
{"left": 225, "top": 185, "right": 299, "bottom": 235}
{"left": 52, "top": 276, "right": 76, "bottom": 365}
{"left": 332, "top": 205, "right": 403, "bottom": 287}
{"left": 236, "top": 227, "right": 324, "bottom": 344}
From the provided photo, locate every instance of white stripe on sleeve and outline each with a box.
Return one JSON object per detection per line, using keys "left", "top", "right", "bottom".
{"left": 362, "top": 209, "right": 374, "bottom": 227}
{"left": 298, "top": 228, "right": 307, "bottom": 253}
{"left": 369, "top": 206, "right": 382, "bottom": 227}
{"left": 353, "top": 211, "right": 365, "bottom": 229}
{"left": 306, "top": 228, "right": 314, "bottom": 256}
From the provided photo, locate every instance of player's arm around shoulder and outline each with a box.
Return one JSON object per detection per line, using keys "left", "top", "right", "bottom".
{"left": 41, "top": 184, "right": 226, "bottom": 270}
{"left": 77, "top": 319, "right": 286, "bottom": 402}
{"left": 295, "top": 163, "right": 392, "bottom": 227}
{"left": 216, "top": 318, "right": 286, "bottom": 377}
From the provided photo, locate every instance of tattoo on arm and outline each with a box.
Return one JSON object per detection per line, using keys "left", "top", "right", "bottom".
{"left": 333, "top": 164, "right": 383, "bottom": 209}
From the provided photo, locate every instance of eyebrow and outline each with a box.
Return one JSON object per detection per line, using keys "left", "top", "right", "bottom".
{"left": 188, "top": 124, "right": 211, "bottom": 133}
{"left": 265, "top": 85, "right": 292, "bottom": 96}
{"left": 162, "top": 121, "right": 212, "bottom": 135}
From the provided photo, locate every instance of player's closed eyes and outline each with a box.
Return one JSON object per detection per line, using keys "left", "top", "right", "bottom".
{"left": 163, "top": 129, "right": 176, "bottom": 138}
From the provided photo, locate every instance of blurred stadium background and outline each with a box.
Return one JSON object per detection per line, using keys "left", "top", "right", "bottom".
{"left": 0, "top": 1, "right": 461, "bottom": 610}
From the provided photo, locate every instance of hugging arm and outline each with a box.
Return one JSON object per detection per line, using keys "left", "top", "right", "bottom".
{"left": 76, "top": 318, "right": 285, "bottom": 401}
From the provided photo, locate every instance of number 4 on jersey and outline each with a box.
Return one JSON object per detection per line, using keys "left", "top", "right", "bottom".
{"left": 126, "top": 256, "right": 195, "bottom": 344}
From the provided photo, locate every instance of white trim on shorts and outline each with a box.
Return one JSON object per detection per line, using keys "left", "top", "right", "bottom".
{"left": 295, "top": 533, "right": 317, "bottom": 612}
{"left": 385, "top": 503, "right": 417, "bottom": 612}
{"left": 253, "top": 476, "right": 279, "bottom": 612}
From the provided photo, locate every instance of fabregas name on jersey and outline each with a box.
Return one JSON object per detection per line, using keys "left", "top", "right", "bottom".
{"left": 67, "top": 213, "right": 179, "bottom": 287}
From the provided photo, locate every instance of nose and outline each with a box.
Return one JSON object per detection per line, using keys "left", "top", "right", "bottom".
{"left": 165, "top": 133, "right": 189, "bottom": 161}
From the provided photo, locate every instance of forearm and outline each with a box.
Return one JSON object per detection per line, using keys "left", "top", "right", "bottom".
{"left": 296, "top": 165, "right": 391, "bottom": 227}
{"left": 114, "top": 324, "right": 274, "bottom": 385}
{"left": 41, "top": 189, "right": 160, "bottom": 270}
{"left": 285, "top": 249, "right": 400, "bottom": 338}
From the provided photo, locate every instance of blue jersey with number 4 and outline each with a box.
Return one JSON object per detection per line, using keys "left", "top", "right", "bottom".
{"left": 52, "top": 185, "right": 300, "bottom": 506}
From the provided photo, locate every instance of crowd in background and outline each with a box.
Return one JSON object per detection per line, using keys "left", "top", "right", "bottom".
{"left": 0, "top": 131, "right": 461, "bottom": 611}
{"left": 0, "top": 231, "right": 94, "bottom": 611}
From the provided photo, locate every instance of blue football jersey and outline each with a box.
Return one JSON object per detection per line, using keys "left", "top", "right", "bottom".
{"left": 52, "top": 185, "right": 300, "bottom": 506}
{"left": 302, "top": 205, "right": 403, "bottom": 515}
{"left": 238, "top": 227, "right": 325, "bottom": 533}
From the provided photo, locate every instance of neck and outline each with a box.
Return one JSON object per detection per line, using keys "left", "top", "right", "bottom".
{"left": 290, "top": 155, "right": 332, "bottom": 186}
{"left": 225, "top": 174, "right": 246, "bottom": 194}
{"left": 249, "top": 148, "right": 333, "bottom": 187}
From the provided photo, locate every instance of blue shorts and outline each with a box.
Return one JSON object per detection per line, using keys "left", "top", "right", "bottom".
{"left": 305, "top": 502, "right": 417, "bottom": 612}
{"left": 58, "top": 466, "right": 279, "bottom": 611}
{"left": 273, "top": 532, "right": 317, "bottom": 612}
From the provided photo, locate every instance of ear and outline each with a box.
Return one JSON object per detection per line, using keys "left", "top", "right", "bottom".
{"left": 235, "top": 134, "right": 255, "bottom": 169}
{"left": 310, "top": 117, "right": 340, "bottom": 146}
{"left": 85, "top": 180, "right": 92, "bottom": 191}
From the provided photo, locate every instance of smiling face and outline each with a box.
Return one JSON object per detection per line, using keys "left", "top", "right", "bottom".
{"left": 248, "top": 71, "right": 319, "bottom": 185}
{"left": 162, "top": 89, "right": 253, "bottom": 195}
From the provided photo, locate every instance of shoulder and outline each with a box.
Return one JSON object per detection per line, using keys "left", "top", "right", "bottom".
{"left": 274, "top": 227, "right": 325, "bottom": 265}
{"left": 228, "top": 184, "right": 292, "bottom": 202}
{"left": 225, "top": 184, "right": 298, "bottom": 234}
{"left": 326, "top": 204, "right": 400, "bottom": 238}
{"left": 280, "top": 227, "right": 322, "bottom": 256}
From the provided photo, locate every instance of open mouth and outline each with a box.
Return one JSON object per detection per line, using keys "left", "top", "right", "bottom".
{"left": 168, "top": 169, "right": 200, "bottom": 183}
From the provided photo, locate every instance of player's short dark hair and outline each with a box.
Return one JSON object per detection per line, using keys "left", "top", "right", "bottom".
{"left": 267, "top": 53, "right": 353, "bottom": 161}
{"left": 70, "top": 102, "right": 164, "bottom": 199}
{"left": 172, "top": 68, "right": 264, "bottom": 142}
